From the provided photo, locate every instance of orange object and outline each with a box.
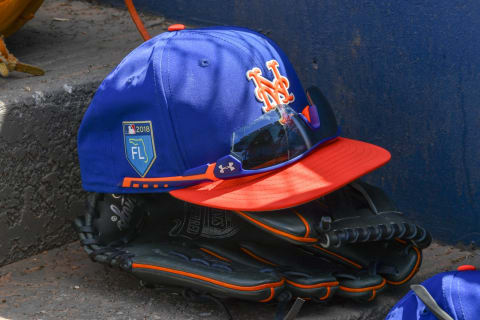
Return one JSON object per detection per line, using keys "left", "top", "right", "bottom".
{"left": 199, "top": 247, "right": 231, "bottom": 262}
{"left": 285, "top": 279, "right": 339, "bottom": 289}
{"left": 122, "top": 163, "right": 218, "bottom": 188}
{"left": 0, "top": 0, "right": 45, "bottom": 77}
{"left": 259, "top": 287, "right": 276, "bottom": 302}
{"left": 0, "top": 0, "right": 45, "bottom": 37}
{"left": 457, "top": 265, "right": 476, "bottom": 271}
{"left": 170, "top": 137, "right": 391, "bottom": 211}
{"left": 312, "top": 245, "right": 363, "bottom": 269}
{"left": 234, "top": 211, "right": 318, "bottom": 243}
{"left": 339, "top": 278, "right": 386, "bottom": 293}
{"left": 385, "top": 246, "right": 421, "bottom": 286}
{"left": 301, "top": 105, "right": 312, "bottom": 123}
{"left": 124, "top": 0, "right": 151, "bottom": 41}
{"left": 168, "top": 24, "right": 185, "bottom": 31}
{"left": 132, "top": 263, "right": 284, "bottom": 301}
{"left": 294, "top": 211, "right": 311, "bottom": 237}
{"left": 240, "top": 247, "right": 277, "bottom": 266}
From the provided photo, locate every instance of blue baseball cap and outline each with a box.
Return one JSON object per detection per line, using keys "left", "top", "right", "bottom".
{"left": 77, "top": 25, "right": 390, "bottom": 211}
{"left": 386, "top": 265, "right": 480, "bottom": 320}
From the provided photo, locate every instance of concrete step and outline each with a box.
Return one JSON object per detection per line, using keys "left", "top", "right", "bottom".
{"left": 0, "top": 241, "right": 478, "bottom": 320}
{"left": 0, "top": 0, "right": 176, "bottom": 267}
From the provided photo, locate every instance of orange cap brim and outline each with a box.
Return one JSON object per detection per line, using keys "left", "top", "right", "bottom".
{"left": 170, "top": 137, "right": 391, "bottom": 211}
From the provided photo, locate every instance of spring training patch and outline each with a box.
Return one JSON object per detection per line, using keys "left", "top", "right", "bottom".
{"left": 123, "top": 121, "right": 156, "bottom": 177}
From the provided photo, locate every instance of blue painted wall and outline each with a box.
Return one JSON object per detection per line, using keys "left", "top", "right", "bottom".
{"left": 102, "top": 0, "right": 480, "bottom": 245}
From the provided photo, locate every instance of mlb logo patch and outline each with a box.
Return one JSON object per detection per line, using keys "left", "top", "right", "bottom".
{"left": 123, "top": 121, "right": 156, "bottom": 177}
{"left": 127, "top": 124, "right": 136, "bottom": 134}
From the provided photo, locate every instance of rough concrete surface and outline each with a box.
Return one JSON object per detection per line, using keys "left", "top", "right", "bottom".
{"left": 0, "top": 0, "right": 177, "bottom": 267}
{"left": 0, "top": 241, "right": 478, "bottom": 320}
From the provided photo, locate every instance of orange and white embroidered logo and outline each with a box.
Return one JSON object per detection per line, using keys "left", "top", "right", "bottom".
{"left": 247, "top": 60, "right": 295, "bottom": 112}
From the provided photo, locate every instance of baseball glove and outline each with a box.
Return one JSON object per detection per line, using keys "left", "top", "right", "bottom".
{"left": 74, "top": 180, "right": 431, "bottom": 319}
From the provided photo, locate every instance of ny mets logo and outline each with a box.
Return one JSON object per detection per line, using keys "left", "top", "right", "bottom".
{"left": 123, "top": 121, "right": 156, "bottom": 177}
{"left": 247, "top": 59, "right": 295, "bottom": 112}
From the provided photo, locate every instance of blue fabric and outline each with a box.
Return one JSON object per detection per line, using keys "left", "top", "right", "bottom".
{"left": 77, "top": 26, "right": 308, "bottom": 193}
{"left": 386, "top": 270, "right": 480, "bottom": 320}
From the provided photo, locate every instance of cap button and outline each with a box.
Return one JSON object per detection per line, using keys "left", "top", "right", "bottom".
{"left": 457, "top": 265, "right": 476, "bottom": 271}
{"left": 168, "top": 24, "right": 185, "bottom": 32}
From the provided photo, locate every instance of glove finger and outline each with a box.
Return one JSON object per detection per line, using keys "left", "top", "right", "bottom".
{"left": 235, "top": 242, "right": 386, "bottom": 302}
{"left": 198, "top": 241, "right": 339, "bottom": 301}
{"left": 128, "top": 242, "right": 284, "bottom": 302}
{"left": 232, "top": 180, "right": 432, "bottom": 248}
{"left": 310, "top": 239, "right": 422, "bottom": 286}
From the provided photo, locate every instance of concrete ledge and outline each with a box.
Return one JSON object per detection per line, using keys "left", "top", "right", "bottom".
{"left": 0, "top": 0, "right": 175, "bottom": 266}
{"left": 0, "top": 241, "right": 477, "bottom": 319}
{"left": 0, "top": 84, "right": 92, "bottom": 266}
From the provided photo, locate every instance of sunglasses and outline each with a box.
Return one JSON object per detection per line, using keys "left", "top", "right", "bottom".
{"left": 122, "top": 86, "right": 340, "bottom": 189}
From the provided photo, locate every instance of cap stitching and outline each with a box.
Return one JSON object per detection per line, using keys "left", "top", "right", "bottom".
{"left": 441, "top": 274, "right": 452, "bottom": 319}
{"left": 163, "top": 33, "right": 191, "bottom": 170}
{"left": 88, "top": 42, "right": 155, "bottom": 185}
{"left": 202, "top": 30, "right": 306, "bottom": 114}
{"left": 456, "top": 274, "right": 466, "bottom": 320}
{"left": 166, "top": 31, "right": 266, "bottom": 169}
{"left": 152, "top": 32, "right": 189, "bottom": 172}
{"left": 196, "top": 31, "right": 270, "bottom": 76}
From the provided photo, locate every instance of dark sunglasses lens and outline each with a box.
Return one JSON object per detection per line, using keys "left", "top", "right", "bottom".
{"left": 232, "top": 120, "right": 288, "bottom": 169}
{"left": 232, "top": 107, "right": 309, "bottom": 170}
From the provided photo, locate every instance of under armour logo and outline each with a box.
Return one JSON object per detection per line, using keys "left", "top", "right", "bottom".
{"left": 247, "top": 59, "right": 295, "bottom": 112}
{"left": 218, "top": 162, "right": 235, "bottom": 173}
